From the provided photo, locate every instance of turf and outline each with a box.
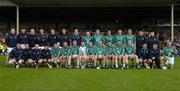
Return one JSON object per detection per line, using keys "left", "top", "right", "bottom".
{"left": 0, "top": 56, "right": 180, "bottom": 91}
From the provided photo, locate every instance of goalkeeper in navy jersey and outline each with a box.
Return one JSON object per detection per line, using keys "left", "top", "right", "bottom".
{"left": 150, "top": 44, "right": 161, "bottom": 68}
{"left": 32, "top": 44, "right": 43, "bottom": 68}
{"left": 41, "top": 45, "right": 53, "bottom": 68}
{"left": 138, "top": 43, "right": 152, "bottom": 69}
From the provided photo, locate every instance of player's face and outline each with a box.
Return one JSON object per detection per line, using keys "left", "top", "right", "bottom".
{"left": 51, "top": 29, "right": 55, "bottom": 34}
{"left": 25, "top": 44, "right": 29, "bottom": 49}
{"left": 96, "top": 29, "right": 100, "bottom": 35}
{"left": 16, "top": 44, "right": 21, "bottom": 49}
{"left": 62, "top": 29, "right": 66, "bottom": 34}
{"left": 44, "top": 46, "right": 48, "bottom": 49}
{"left": 35, "top": 44, "right": 39, "bottom": 48}
{"left": 167, "top": 42, "right": 172, "bottom": 47}
{"left": 74, "top": 29, "right": 79, "bottom": 35}
{"left": 81, "top": 42, "right": 85, "bottom": 47}
{"left": 40, "top": 29, "right": 44, "bottom": 34}
{"left": 143, "top": 44, "right": 147, "bottom": 48}
{"left": 118, "top": 30, "right": 122, "bottom": 35}
{"left": 89, "top": 42, "right": 93, "bottom": 47}
{"left": 30, "top": 29, "right": 35, "bottom": 34}
{"left": 117, "top": 41, "right": 121, "bottom": 46}
{"left": 153, "top": 44, "right": 158, "bottom": 49}
{"left": 107, "top": 31, "right": 111, "bottom": 35}
{"left": 151, "top": 32, "right": 155, "bottom": 37}
{"left": 54, "top": 44, "right": 58, "bottom": 48}
{"left": 98, "top": 41, "right": 103, "bottom": 47}
{"left": 128, "top": 29, "right": 132, "bottom": 34}
{"left": 11, "top": 29, "right": 16, "bottom": 34}
{"left": 107, "top": 42, "right": 111, "bottom": 47}
{"left": 139, "top": 31, "right": 143, "bottom": 36}
{"left": 73, "top": 41, "right": 77, "bottom": 46}
{"left": 63, "top": 42, "right": 68, "bottom": 47}
{"left": 86, "top": 32, "right": 90, "bottom": 36}
{"left": 21, "top": 29, "right": 26, "bottom": 33}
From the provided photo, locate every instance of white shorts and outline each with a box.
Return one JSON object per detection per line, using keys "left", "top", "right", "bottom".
{"left": 72, "top": 55, "right": 78, "bottom": 58}
{"left": 39, "top": 46, "right": 44, "bottom": 49}
{"left": 7, "top": 47, "right": 14, "bottom": 53}
{"left": 166, "top": 57, "right": 175, "bottom": 65}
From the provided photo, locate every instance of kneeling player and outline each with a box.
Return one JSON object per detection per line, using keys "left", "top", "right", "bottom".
{"left": 113, "top": 40, "right": 125, "bottom": 69}
{"left": 87, "top": 41, "right": 96, "bottom": 68}
{"left": 22, "top": 44, "right": 33, "bottom": 66}
{"left": 94, "top": 41, "right": 106, "bottom": 69}
{"left": 125, "top": 40, "right": 139, "bottom": 69}
{"left": 32, "top": 44, "right": 42, "bottom": 69}
{"left": 150, "top": 44, "right": 161, "bottom": 69}
{"left": 8, "top": 44, "right": 24, "bottom": 69}
{"left": 69, "top": 41, "right": 80, "bottom": 68}
{"left": 61, "top": 42, "right": 70, "bottom": 67}
{"left": 138, "top": 43, "right": 152, "bottom": 69}
{"left": 79, "top": 41, "right": 88, "bottom": 69}
{"left": 161, "top": 41, "right": 177, "bottom": 69}
{"left": 105, "top": 41, "right": 114, "bottom": 68}
{"left": 51, "top": 44, "right": 61, "bottom": 68}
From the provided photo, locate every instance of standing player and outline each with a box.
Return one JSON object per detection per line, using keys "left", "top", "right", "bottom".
{"left": 51, "top": 44, "right": 61, "bottom": 68}
{"left": 124, "top": 40, "right": 139, "bottom": 69}
{"left": 18, "top": 29, "right": 28, "bottom": 48}
{"left": 69, "top": 41, "right": 80, "bottom": 68}
{"left": 105, "top": 41, "right": 114, "bottom": 68}
{"left": 138, "top": 43, "right": 152, "bottom": 69}
{"left": 28, "top": 29, "right": 37, "bottom": 48}
{"left": 114, "top": 29, "right": 125, "bottom": 45}
{"left": 150, "top": 44, "right": 161, "bottom": 69}
{"left": 147, "top": 32, "right": 159, "bottom": 50}
{"left": 48, "top": 29, "right": 58, "bottom": 48}
{"left": 113, "top": 40, "right": 125, "bottom": 69}
{"left": 8, "top": 44, "right": 24, "bottom": 69}
{"left": 93, "top": 29, "right": 104, "bottom": 46}
{"left": 36, "top": 29, "right": 48, "bottom": 49}
{"left": 71, "top": 28, "right": 82, "bottom": 46}
{"left": 104, "top": 30, "right": 114, "bottom": 45}
{"left": 94, "top": 41, "right": 106, "bottom": 69}
{"left": 59, "top": 28, "right": 70, "bottom": 46}
{"left": 125, "top": 29, "right": 136, "bottom": 46}
{"left": 6, "top": 28, "right": 18, "bottom": 65}
{"left": 79, "top": 41, "right": 88, "bottom": 69}
{"left": 82, "top": 31, "right": 93, "bottom": 47}
{"left": 161, "top": 41, "right": 177, "bottom": 69}
{"left": 136, "top": 31, "right": 147, "bottom": 57}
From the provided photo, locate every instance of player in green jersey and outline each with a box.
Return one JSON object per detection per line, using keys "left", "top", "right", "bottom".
{"left": 125, "top": 29, "right": 136, "bottom": 46}
{"left": 68, "top": 40, "right": 80, "bottom": 68}
{"left": 94, "top": 41, "right": 106, "bottom": 69}
{"left": 105, "top": 41, "right": 114, "bottom": 68}
{"left": 51, "top": 43, "right": 61, "bottom": 68}
{"left": 114, "top": 29, "right": 125, "bottom": 45}
{"left": 104, "top": 30, "right": 114, "bottom": 45}
{"left": 124, "top": 40, "right": 139, "bottom": 69}
{"left": 161, "top": 41, "right": 177, "bottom": 69}
{"left": 93, "top": 29, "right": 104, "bottom": 46}
{"left": 61, "top": 42, "right": 71, "bottom": 67}
{"left": 82, "top": 31, "right": 93, "bottom": 47}
{"left": 113, "top": 40, "right": 125, "bottom": 69}
{"left": 87, "top": 41, "right": 96, "bottom": 67}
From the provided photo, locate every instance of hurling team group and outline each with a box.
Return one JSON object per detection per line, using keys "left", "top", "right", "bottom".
{"left": 6, "top": 28, "right": 177, "bottom": 69}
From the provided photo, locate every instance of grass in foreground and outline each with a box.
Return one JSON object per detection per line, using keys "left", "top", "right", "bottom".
{"left": 0, "top": 56, "right": 180, "bottom": 91}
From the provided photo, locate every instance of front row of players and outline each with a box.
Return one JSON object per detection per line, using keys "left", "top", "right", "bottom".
{"left": 7, "top": 40, "right": 177, "bottom": 70}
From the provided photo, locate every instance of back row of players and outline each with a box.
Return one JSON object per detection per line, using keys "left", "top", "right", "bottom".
{"left": 6, "top": 28, "right": 177, "bottom": 69}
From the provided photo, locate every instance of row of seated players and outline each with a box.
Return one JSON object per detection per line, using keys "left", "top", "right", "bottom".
{"left": 8, "top": 40, "right": 177, "bottom": 69}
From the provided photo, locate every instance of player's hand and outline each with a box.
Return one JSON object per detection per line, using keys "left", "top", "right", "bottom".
{"left": 152, "top": 57, "right": 155, "bottom": 60}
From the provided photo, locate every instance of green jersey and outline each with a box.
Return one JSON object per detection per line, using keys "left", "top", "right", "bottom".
{"left": 62, "top": 47, "right": 70, "bottom": 56}
{"left": 93, "top": 34, "right": 104, "bottom": 46}
{"left": 114, "top": 35, "right": 125, "bottom": 45}
{"left": 87, "top": 46, "right": 96, "bottom": 55}
{"left": 125, "top": 34, "right": 135, "bottom": 45}
{"left": 83, "top": 35, "right": 92, "bottom": 46}
{"left": 125, "top": 45, "right": 135, "bottom": 54}
{"left": 113, "top": 45, "right": 124, "bottom": 55}
{"left": 95, "top": 46, "right": 105, "bottom": 55}
{"left": 104, "top": 35, "right": 114, "bottom": 45}
{"left": 163, "top": 46, "right": 177, "bottom": 57}
{"left": 70, "top": 46, "right": 79, "bottom": 55}
{"left": 105, "top": 46, "right": 114, "bottom": 55}
{"left": 51, "top": 48, "right": 61, "bottom": 57}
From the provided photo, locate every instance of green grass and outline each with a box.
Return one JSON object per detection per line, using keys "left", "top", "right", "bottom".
{"left": 0, "top": 56, "right": 180, "bottom": 91}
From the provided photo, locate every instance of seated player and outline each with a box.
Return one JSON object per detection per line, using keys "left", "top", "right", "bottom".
{"left": 105, "top": 41, "right": 114, "bottom": 68}
{"left": 94, "top": 41, "right": 106, "bottom": 69}
{"left": 42, "top": 45, "right": 52, "bottom": 68}
{"left": 51, "top": 43, "right": 61, "bottom": 68}
{"left": 150, "top": 44, "right": 161, "bottom": 69}
{"left": 161, "top": 41, "right": 177, "bottom": 69}
{"left": 69, "top": 41, "right": 80, "bottom": 68}
{"left": 138, "top": 43, "right": 152, "bottom": 69}
{"left": 113, "top": 40, "right": 125, "bottom": 69}
{"left": 32, "top": 44, "right": 42, "bottom": 69}
{"left": 87, "top": 41, "right": 96, "bottom": 68}
{"left": 79, "top": 41, "right": 88, "bottom": 69}
{"left": 61, "top": 42, "right": 70, "bottom": 68}
{"left": 8, "top": 44, "right": 24, "bottom": 69}
{"left": 22, "top": 44, "right": 33, "bottom": 66}
{"left": 124, "top": 40, "right": 139, "bottom": 69}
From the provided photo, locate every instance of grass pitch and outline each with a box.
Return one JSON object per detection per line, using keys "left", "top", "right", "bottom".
{"left": 0, "top": 56, "right": 180, "bottom": 91}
